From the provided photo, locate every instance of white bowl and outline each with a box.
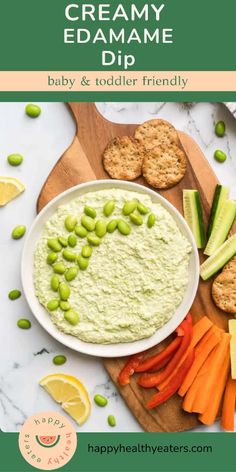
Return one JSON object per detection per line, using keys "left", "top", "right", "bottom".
{"left": 21, "top": 180, "right": 199, "bottom": 358}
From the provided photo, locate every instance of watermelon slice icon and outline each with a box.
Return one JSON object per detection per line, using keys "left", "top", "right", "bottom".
{"left": 35, "top": 435, "right": 60, "bottom": 448}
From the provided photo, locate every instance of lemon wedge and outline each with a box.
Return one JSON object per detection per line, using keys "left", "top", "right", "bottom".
{"left": 39, "top": 374, "right": 91, "bottom": 425}
{"left": 0, "top": 176, "right": 25, "bottom": 206}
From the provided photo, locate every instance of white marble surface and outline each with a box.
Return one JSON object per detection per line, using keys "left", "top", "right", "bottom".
{"left": 1, "top": 102, "right": 236, "bottom": 433}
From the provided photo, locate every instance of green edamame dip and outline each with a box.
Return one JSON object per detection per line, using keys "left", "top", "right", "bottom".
{"left": 34, "top": 189, "right": 191, "bottom": 344}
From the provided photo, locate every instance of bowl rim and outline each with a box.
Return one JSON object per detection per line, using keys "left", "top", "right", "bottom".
{"left": 21, "top": 179, "right": 200, "bottom": 358}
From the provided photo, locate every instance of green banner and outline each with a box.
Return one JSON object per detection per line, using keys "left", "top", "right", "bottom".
{"left": 0, "top": 0, "right": 235, "bottom": 71}
{"left": 1, "top": 431, "right": 236, "bottom": 472}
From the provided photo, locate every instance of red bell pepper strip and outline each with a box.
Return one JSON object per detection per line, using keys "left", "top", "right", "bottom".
{"left": 135, "top": 337, "right": 182, "bottom": 373}
{"left": 118, "top": 352, "right": 145, "bottom": 386}
{"left": 148, "top": 353, "right": 174, "bottom": 372}
{"left": 186, "top": 312, "right": 192, "bottom": 325}
{"left": 138, "top": 319, "right": 192, "bottom": 388}
{"left": 176, "top": 312, "right": 192, "bottom": 336}
{"left": 146, "top": 350, "right": 195, "bottom": 409}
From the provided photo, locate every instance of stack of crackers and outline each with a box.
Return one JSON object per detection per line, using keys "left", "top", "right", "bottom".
{"left": 103, "top": 119, "right": 187, "bottom": 189}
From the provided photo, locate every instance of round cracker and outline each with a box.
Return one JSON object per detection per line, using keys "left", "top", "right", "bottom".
{"left": 142, "top": 144, "right": 187, "bottom": 189}
{"left": 220, "top": 255, "right": 236, "bottom": 273}
{"left": 212, "top": 267, "right": 236, "bottom": 314}
{"left": 103, "top": 136, "right": 144, "bottom": 180}
{"left": 135, "top": 119, "right": 179, "bottom": 150}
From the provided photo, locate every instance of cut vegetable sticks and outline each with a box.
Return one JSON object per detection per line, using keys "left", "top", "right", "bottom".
{"left": 182, "top": 347, "right": 217, "bottom": 413}
{"left": 138, "top": 320, "right": 192, "bottom": 388}
{"left": 135, "top": 337, "right": 181, "bottom": 373}
{"left": 220, "top": 376, "right": 236, "bottom": 431}
{"left": 182, "top": 372, "right": 202, "bottom": 413}
{"left": 191, "top": 316, "right": 213, "bottom": 346}
{"left": 195, "top": 324, "right": 223, "bottom": 351}
{"left": 194, "top": 325, "right": 223, "bottom": 356}
{"left": 199, "top": 354, "right": 230, "bottom": 426}
{"left": 229, "top": 320, "right": 236, "bottom": 380}
{"left": 191, "top": 333, "right": 231, "bottom": 414}
{"left": 158, "top": 317, "right": 214, "bottom": 391}
{"left": 178, "top": 329, "right": 221, "bottom": 397}
{"left": 118, "top": 352, "right": 145, "bottom": 386}
{"left": 146, "top": 350, "right": 195, "bottom": 409}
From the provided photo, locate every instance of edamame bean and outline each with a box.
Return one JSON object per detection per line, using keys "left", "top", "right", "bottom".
{"left": 68, "top": 234, "right": 77, "bottom": 247}
{"left": 94, "top": 394, "right": 108, "bottom": 407}
{"left": 107, "top": 219, "right": 118, "bottom": 233}
{"left": 84, "top": 206, "right": 96, "bottom": 219}
{"left": 137, "top": 202, "right": 148, "bottom": 215}
{"left": 47, "top": 299, "right": 60, "bottom": 311}
{"left": 59, "top": 283, "right": 70, "bottom": 301}
{"left": 74, "top": 225, "right": 88, "bottom": 238}
{"left": 81, "top": 245, "right": 93, "bottom": 258}
{"left": 64, "top": 310, "right": 79, "bottom": 326}
{"left": 215, "top": 121, "right": 225, "bottom": 138}
{"left": 77, "top": 255, "right": 89, "bottom": 270}
{"left": 47, "top": 238, "right": 62, "bottom": 252}
{"left": 17, "top": 319, "right": 31, "bottom": 329}
{"left": 122, "top": 200, "right": 137, "bottom": 216}
{"left": 81, "top": 215, "right": 95, "bottom": 232}
{"left": 64, "top": 266, "right": 78, "bottom": 282}
{"left": 25, "top": 103, "right": 41, "bottom": 118}
{"left": 47, "top": 252, "right": 58, "bottom": 265}
{"left": 130, "top": 213, "right": 143, "bottom": 226}
{"left": 60, "top": 301, "right": 71, "bottom": 311}
{"left": 53, "top": 263, "right": 66, "bottom": 275}
{"left": 103, "top": 200, "right": 115, "bottom": 217}
{"left": 62, "top": 249, "right": 76, "bottom": 262}
{"left": 147, "top": 213, "right": 156, "bottom": 228}
{"left": 58, "top": 236, "right": 68, "bottom": 247}
{"left": 87, "top": 234, "right": 101, "bottom": 246}
{"left": 65, "top": 215, "right": 78, "bottom": 232}
{"left": 117, "top": 220, "right": 131, "bottom": 236}
{"left": 53, "top": 355, "right": 67, "bottom": 366}
{"left": 95, "top": 220, "right": 107, "bottom": 238}
{"left": 107, "top": 415, "right": 116, "bottom": 427}
{"left": 214, "top": 149, "right": 227, "bottom": 163}
{"left": 12, "top": 225, "right": 26, "bottom": 240}
{"left": 51, "top": 275, "right": 60, "bottom": 291}
{"left": 8, "top": 289, "right": 21, "bottom": 300}
{"left": 7, "top": 153, "right": 23, "bottom": 167}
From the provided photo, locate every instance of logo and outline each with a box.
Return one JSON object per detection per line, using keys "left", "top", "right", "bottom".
{"left": 18, "top": 411, "right": 77, "bottom": 470}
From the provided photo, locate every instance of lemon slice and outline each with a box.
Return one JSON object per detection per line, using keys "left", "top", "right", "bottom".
{"left": 0, "top": 176, "right": 25, "bottom": 206}
{"left": 39, "top": 374, "right": 91, "bottom": 425}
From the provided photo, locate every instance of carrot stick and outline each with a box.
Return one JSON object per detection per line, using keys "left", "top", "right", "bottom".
{"left": 182, "top": 347, "right": 217, "bottom": 413}
{"left": 199, "top": 353, "right": 230, "bottom": 426}
{"left": 182, "top": 372, "right": 203, "bottom": 413}
{"left": 192, "top": 333, "right": 231, "bottom": 414}
{"left": 220, "top": 376, "right": 236, "bottom": 431}
{"left": 158, "top": 318, "right": 215, "bottom": 391}
{"left": 194, "top": 325, "right": 223, "bottom": 360}
{"left": 195, "top": 324, "right": 221, "bottom": 350}
{"left": 191, "top": 316, "right": 213, "bottom": 346}
{"left": 178, "top": 330, "right": 221, "bottom": 397}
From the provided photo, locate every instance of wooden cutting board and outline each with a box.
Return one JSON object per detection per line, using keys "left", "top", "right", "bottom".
{"left": 37, "top": 102, "right": 230, "bottom": 432}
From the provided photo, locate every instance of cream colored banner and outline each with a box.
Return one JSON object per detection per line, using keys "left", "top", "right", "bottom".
{"left": 0, "top": 71, "right": 236, "bottom": 91}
